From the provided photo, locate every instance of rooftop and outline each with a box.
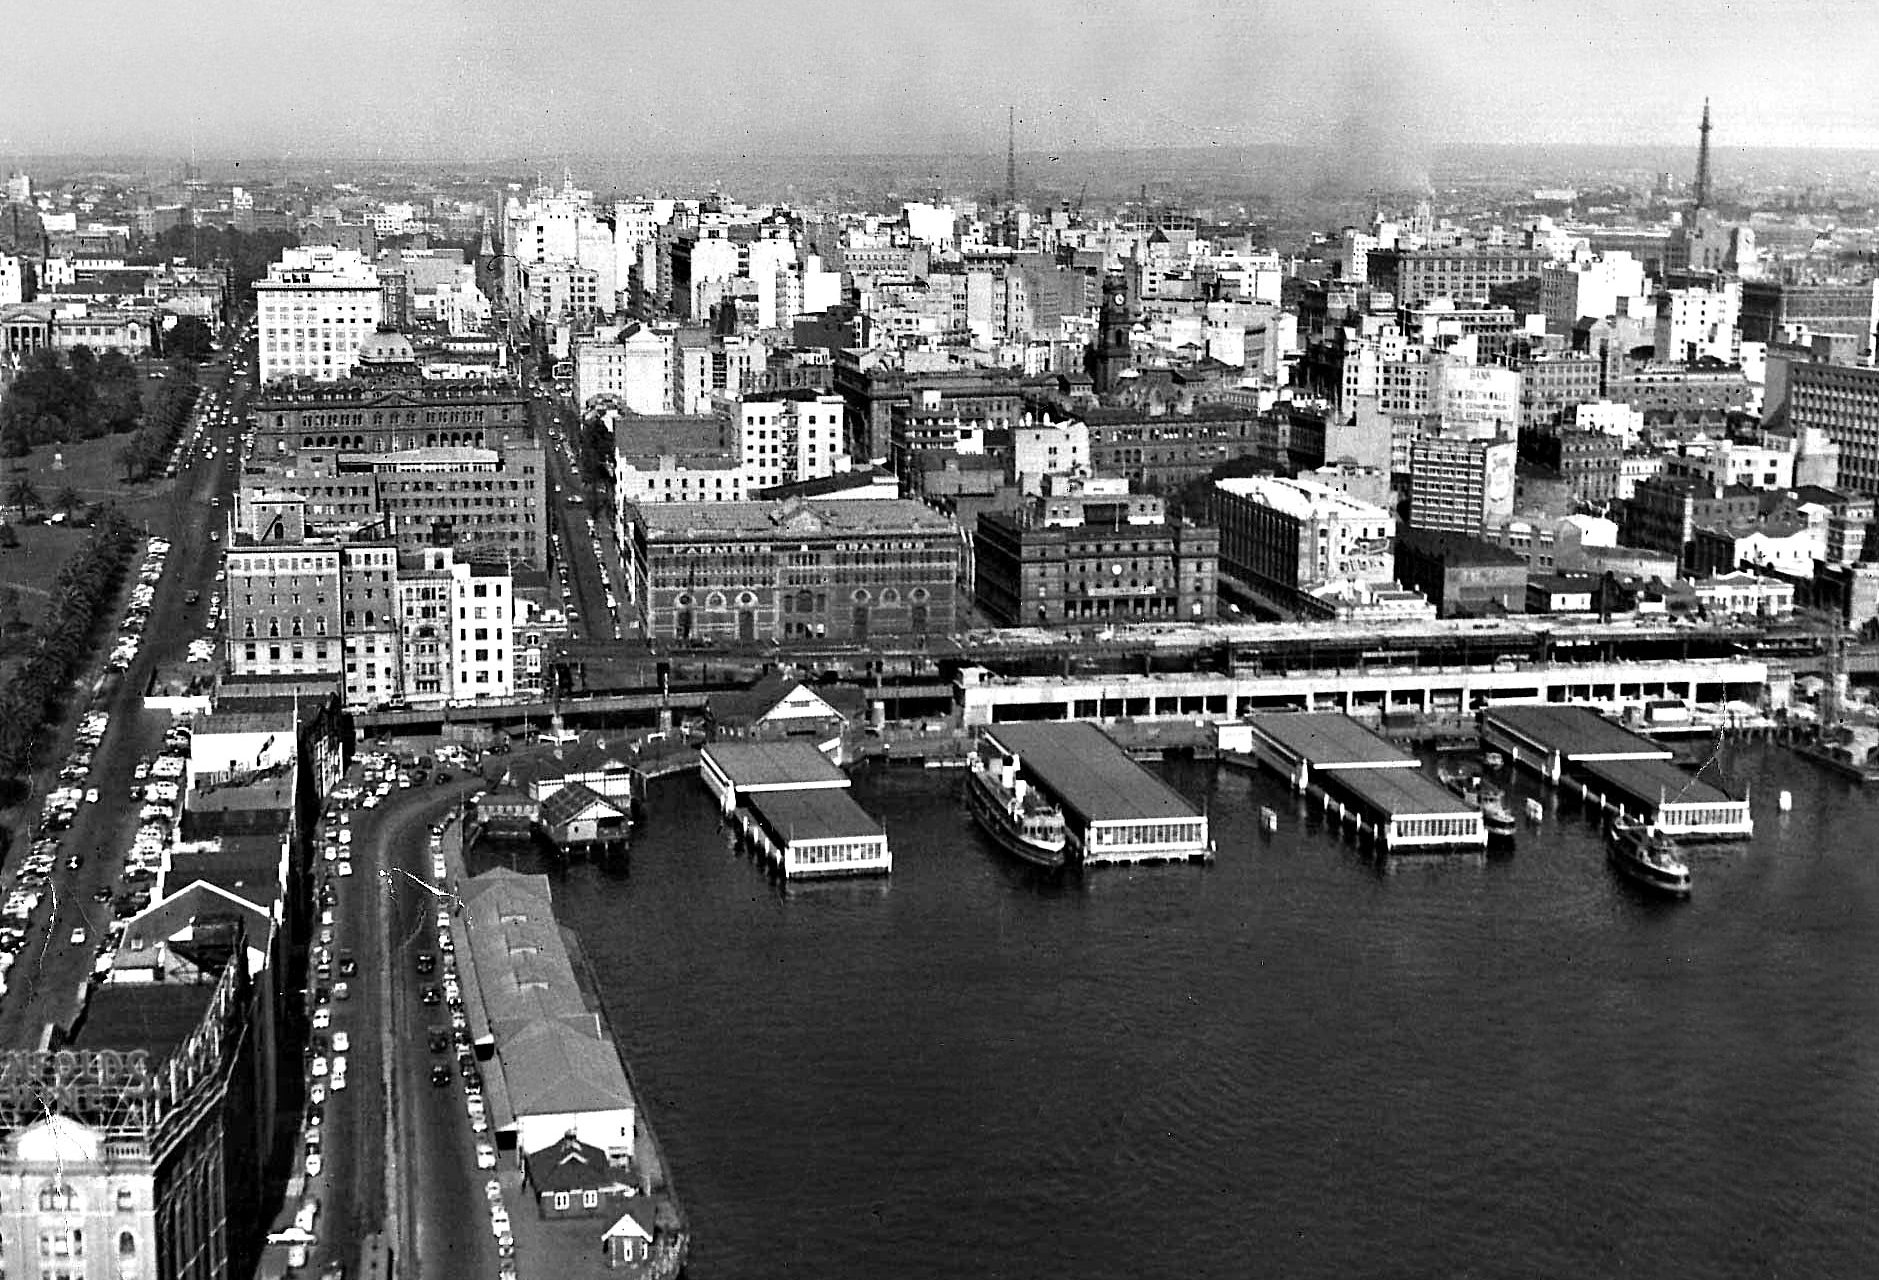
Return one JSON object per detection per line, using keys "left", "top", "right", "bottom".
{"left": 748, "top": 789, "right": 884, "bottom": 843}
{"left": 702, "top": 740, "right": 848, "bottom": 789}
{"left": 984, "top": 723, "right": 1200, "bottom": 826}
{"left": 1578, "top": 755, "right": 1740, "bottom": 807}
{"left": 1245, "top": 713, "right": 1418, "bottom": 769}
{"left": 1330, "top": 765, "right": 1479, "bottom": 819}
{"left": 1215, "top": 475, "right": 1392, "bottom": 522}
{"left": 70, "top": 983, "right": 217, "bottom": 1063}
{"left": 637, "top": 497, "right": 954, "bottom": 538}
{"left": 1483, "top": 705, "right": 1673, "bottom": 761}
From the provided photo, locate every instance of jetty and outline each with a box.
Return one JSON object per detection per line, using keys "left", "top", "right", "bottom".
{"left": 982, "top": 723, "right": 1211, "bottom": 865}
{"left": 1480, "top": 704, "right": 1752, "bottom": 840}
{"left": 699, "top": 741, "right": 892, "bottom": 877}
{"left": 1227, "top": 713, "right": 1487, "bottom": 853}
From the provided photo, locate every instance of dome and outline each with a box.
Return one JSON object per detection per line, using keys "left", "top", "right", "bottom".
{"left": 356, "top": 326, "right": 417, "bottom": 366}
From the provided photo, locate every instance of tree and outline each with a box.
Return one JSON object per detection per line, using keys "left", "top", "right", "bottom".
{"left": 5, "top": 475, "right": 41, "bottom": 524}
{"left": 53, "top": 485, "right": 85, "bottom": 521}
{"left": 165, "top": 316, "right": 215, "bottom": 363}
{"left": 116, "top": 439, "right": 150, "bottom": 484}
{"left": 0, "top": 586, "right": 19, "bottom": 635}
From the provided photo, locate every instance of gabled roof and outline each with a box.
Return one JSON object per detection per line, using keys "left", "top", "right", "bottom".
{"left": 602, "top": 1201, "right": 657, "bottom": 1242}
{"left": 539, "top": 782, "right": 625, "bottom": 828}
{"left": 522, "top": 1131, "right": 629, "bottom": 1194}
{"left": 502, "top": 1018, "right": 635, "bottom": 1118}
{"left": 706, "top": 673, "right": 864, "bottom": 728}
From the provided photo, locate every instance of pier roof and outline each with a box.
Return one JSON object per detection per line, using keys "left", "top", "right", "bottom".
{"left": 987, "top": 722, "right": 1200, "bottom": 825}
{"left": 701, "top": 740, "right": 848, "bottom": 790}
{"left": 1246, "top": 713, "right": 1418, "bottom": 770}
{"left": 748, "top": 789, "right": 884, "bottom": 843}
{"left": 1576, "top": 756, "right": 1738, "bottom": 807}
{"left": 1327, "top": 766, "right": 1479, "bottom": 819}
{"left": 1482, "top": 705, "right": 1672, "bottom": 761}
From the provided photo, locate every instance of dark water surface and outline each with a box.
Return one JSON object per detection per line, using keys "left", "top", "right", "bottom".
{"left": 524, "top": 744, "right": 1879, "bottom": 1279}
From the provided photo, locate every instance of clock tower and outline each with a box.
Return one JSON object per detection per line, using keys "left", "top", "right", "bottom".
{"left": 1087, "top": 270, "right": 1135, "bottom": 396}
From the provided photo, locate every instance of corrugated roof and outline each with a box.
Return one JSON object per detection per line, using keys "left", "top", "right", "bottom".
{"left": 500, "top": 1019, "right": 635, "bottom": 1118}
{"left": 702, "top": 741, "right": 847, "bottom": 789}
{"left": 1328, "top": 766, "right": 1479, "bottom": 818}
{"left": 1484, "top": 705, "right": 1672, "bottom": 761}
{"left": 748, "top": 789, "right": 883, "bottom": 843}
{"left": 1577, "top": 756, "right": 1738, "bottom": 807}
{"left": 984, "top": 723, "right": 1200, "bottom": 826}
{"left": 1246, "top": 713, "right": 1416, "bottom": 769}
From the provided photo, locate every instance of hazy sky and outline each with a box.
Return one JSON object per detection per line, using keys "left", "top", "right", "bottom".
{"left": 3, "top": 0, "right": 1875, "bottom": 158}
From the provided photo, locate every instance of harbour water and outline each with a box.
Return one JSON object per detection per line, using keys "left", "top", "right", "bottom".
{"left": 526, "top": 743, "right": 1879, "bottom": 1277}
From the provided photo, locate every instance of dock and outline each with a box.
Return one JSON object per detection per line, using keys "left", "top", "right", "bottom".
{"left": 982, "top": 723, "right": 1211, "bottom": 865}
{"left": 698, "top": 741, "right": 892, "bottom": 878}
{"left": 1228, "top": 713, "right": 1487, "bottom": 853}
{"left": 1480, "top": 704, "right": 1752, "bottom": 840}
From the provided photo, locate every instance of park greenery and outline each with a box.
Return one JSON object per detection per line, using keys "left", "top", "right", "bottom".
{"left": 0, "top": 346, "right": 200, "bottom": 479}
{"left": 0, "top": 506, "right": 139, "bottom": 793}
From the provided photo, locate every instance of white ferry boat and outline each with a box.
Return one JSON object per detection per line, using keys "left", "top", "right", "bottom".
{"left": 966, "top": 740, "right": 1068, "bottom": 869}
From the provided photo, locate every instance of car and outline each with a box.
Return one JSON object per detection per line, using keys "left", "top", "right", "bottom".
{"left": 415, "top": 952, "right": 436, "bottom": 975}
{"left": 310, "top": 1056, "right": 328, "bottom": 1078}
{"left": 312, "top": 1007, "right": 331, "bottom": 1030}
{"left": 84, "top": 788, "right": 99, "bottom": 805}
{"left": 329, "top": 1069, "right": 347, "bottom": 1092}
{"left": 332, "top": 1031, "right": 350, "bottom": 1053}
{"left": 306, "top": 1152, "right": 323, "bottom": 1177}
{"left": 489, "top": 1206, "right": 509, "bottom": 1235}
{"left": 421, "top": 985, "right": 441, "bottom": 1005}
{"left": 428, "top": 1030, "right": 449, "bottom": 1054}
{"left": 306, "top": 1104, "right": 323, "bottom": 1129}
{"left": 315, "top": 986, "right": 331, "bottom": 1005}
{"left": 309, "top": 1081, "right": 327, "bottom": 1106}
{"left": 69, "top": 927, "right": 86, "bottom": 946}
{"left": 331, "top": 1053, "right": 348, "bottom": 1076}
{"left": 91, "top": 887, "right": 113, "bottom": 903}
{"left": 65, "top": 854, "right": 82, "bottom": 871}
{"left": 335, "top": 981, "right": 350, "bottom": 1001}
{"left": 483, "top": 1179, "right": 502, "bottom": 1203}
{"left": 338, "top": 954, "right": 357, "bottom": 977}
{"left": 476, "top": 1141, "right": 497, "bottom": 1169}
{"left": 430, "top": 1064, "right": 451, "bottom": 1087}
{"left": 338, "top": 861, "right": 354, "bottom": 878}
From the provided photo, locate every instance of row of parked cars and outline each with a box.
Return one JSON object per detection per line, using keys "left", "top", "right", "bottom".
{"left": 420, "top": 812, "right": 515, "bottom": 1273}
{"left": 109, "top": 538, "right": 172, "bottom": 673}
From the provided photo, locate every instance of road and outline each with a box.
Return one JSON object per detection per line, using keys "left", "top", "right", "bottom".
{"left": 295, "top": 767, "right": 497, "bottom": 1280}
{"left": 531, "top": 391, "right": 634, "bottom": 644}
{"left": 0, "top": 356, "right": 247, "bottom": 1044}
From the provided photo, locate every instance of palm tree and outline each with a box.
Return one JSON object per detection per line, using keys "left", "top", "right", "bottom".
{"left": 53, "top": 485, "right": 84, "bottom": 522}
{"left": 5, "top": 475, "right": 41, "bottom": 525}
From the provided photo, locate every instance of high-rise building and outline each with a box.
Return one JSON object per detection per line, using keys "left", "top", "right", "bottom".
{"left": 1407, "top": 436, "right": 1517, "bottom": 534}
{"left": 254, "top": 246, "right": 381, "bottom": 383}
{"left": 1786, "top": 362, "right": 1879, "bottom": 497}
{"left": 1211, "top": 476, "right": 1395, "bottom": 612}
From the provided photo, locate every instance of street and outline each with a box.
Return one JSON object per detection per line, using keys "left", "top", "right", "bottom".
{"left": 0, "top": 355, "right": 248, "bottom": 1045}
{"left": 532, "top": 392, "right": 634, "bottom": 645}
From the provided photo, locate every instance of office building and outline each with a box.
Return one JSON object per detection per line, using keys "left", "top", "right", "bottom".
{"left": 974, "top": 486, "right": 1217, "bottom": 627}
{"left": 1394, "top": 530, "right": 1529, "bottom": 617}
{"left": 1406, "top": 436, "right": 1517, "bottom": 534}
{"left": 255, "top": 246, "right": 382, "bottom": 383}
{"left": 1211, "top": 476, "right": 1395, "bottom": 611}
{"left": 627, "top": 498, "right": 958, "bottom": 643}
{"left": 1786, "top": 362, "right": 1879, "bottom": 497}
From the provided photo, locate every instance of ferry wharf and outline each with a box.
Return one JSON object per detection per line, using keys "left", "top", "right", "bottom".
{"left": 1224, "top": 712, "right": 1487, "bottom": 854}
{"left": 982, "top": 722, "right": 1212, "bottom": 865}
{"left": 698, "top": 741, "right": 892, "bottom": 878}
{"left": 1480, "top": 704, "right": 1753, "bottom": 840}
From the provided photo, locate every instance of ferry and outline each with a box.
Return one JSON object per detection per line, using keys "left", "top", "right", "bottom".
{"left": 1606, "top": 817, "right": 1692, "bottom": 897}
{"left": 1439, "top": 764, "right": 1517, "bottom": 848}
{"left": 966, "top": 742, "right": 1068, "bottom": 869}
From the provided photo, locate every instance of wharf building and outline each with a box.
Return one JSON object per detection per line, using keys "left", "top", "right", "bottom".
{"left": 976, "top": 723, "right": 1210, "bottom": 864}
{"left": 1210, "top": 476, "right": 1395, "bottom": 618}
{"left": 973, "top": 483, "right": 1217, "bottom": 627}
{"left": 699, "top": 741, "right": 892, "bottom": 877}
{"left": 1228, "top": 713, "right": 1485, "bottom": 853}
{"left": 246, "top": 351, "right": 547, "bottom": 570}
{"left": 254, "top": 246, "right": 382, "bottom": 384}
{"left": 1479, "top": 704, "right": 1752, "bottom": 839}
{"left": 626, "top": 497, "right": 958, "bottom": 643}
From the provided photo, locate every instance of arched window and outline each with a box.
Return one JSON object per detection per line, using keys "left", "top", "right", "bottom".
{"left": 119, "top": 1231, "right": 136, "bottom": 1257}
{"left": 243, "top": 619, "right": 256, "bottom": 638}
{"left": 364, "top": 610, "right": 375, "bottom": 627}
{"left": 705, "top": 592, "right": 725, "bottom": 609}
{"left": 673, "top": 593, "right": 694, "bottom": 608}
{"left": 291, "top": 618, "right": 303, "bottom": 637}
{"left": 38, "top": 1183, "right": 76, "bottom": 1212}
{"left": 794, "top": 590, "right": 815, "bottom": 614}
{"left": 880, "top": 588, "right": 900, "bottom": 604}
{"left": 315, "top": 617, "right": 327, "bottom": 636}
{"left": 910, "top": 587, "right": 930, "bottom": 603}
{"left": 851, "top": 588, "right": 870, "bottom": 603}
{"left": 736, "top": 591, "right": 757, "bottom": 606}
{"left": 268, "top": 619, "right": 280, "bottom": 638}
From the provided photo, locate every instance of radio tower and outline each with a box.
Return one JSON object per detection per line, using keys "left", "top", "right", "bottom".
{"left": 1005, "top": 106, "right": 1017, "bottom": 209}
{"left": 1693, "top": 98, "right": 1712, "bottom": 210}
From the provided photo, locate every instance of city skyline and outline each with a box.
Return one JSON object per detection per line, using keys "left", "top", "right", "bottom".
{"left": 4, "top": 0, "right": 1878, "bottom": 162}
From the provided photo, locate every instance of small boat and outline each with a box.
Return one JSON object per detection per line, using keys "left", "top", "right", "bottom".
{"left": 1476, "top": 784, "right": 1518, "bottom": 847}
{"left": 1606, "top": 817, "right": 1691, "bottom": 897}
{"left": 966, "top": 741, "right": 1068, "bottom": 869}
